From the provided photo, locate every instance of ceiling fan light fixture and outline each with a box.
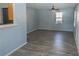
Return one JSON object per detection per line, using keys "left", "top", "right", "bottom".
{"left": 51, "top": 4, "right": 60, "bottom": 12}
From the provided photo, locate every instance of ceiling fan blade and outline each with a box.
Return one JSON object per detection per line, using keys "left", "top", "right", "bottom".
{"left": 55, "top": 9, "right": 59, "bottom": 10}
{"left": 54, "top": 8, "right": 59, "bottom": 10}
{"left": 49, "top": 9, "right": 59, "bottom": 11}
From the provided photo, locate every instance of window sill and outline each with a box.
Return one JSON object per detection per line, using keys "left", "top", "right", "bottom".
{"left": 0, "top": 24, "right": 17, "bottom": 29}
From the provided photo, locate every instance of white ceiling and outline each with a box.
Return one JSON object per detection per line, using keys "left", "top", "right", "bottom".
{"left": 27, "top": 3, "right": 77, "bottom": 9}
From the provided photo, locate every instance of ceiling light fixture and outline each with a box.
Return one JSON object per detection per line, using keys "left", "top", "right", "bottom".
{"left": 50, "top": 4, "right": 59, "bottom": 12}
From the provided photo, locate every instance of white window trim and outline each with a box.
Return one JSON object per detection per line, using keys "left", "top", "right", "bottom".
{"left": 0, "top": 24, "right": 17, "bottom": 29}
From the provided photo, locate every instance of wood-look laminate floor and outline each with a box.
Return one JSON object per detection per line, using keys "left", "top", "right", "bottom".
{"left": 10, "top": 30, "right": 78, "bottom": 56}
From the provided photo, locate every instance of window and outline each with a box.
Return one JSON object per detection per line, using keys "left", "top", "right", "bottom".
{"left": 56, "top": 12, "right": 63, "bottom": 24}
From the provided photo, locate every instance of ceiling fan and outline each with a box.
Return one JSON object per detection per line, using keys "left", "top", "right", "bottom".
{"left": 49, "top": 4, "right": 59, "bottom": 12}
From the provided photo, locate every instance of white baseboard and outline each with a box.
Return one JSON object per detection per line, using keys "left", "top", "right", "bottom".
{"left": 75, "top": 41, "right": 79, "bottom": 55}
{"left": 5, "top": 42, "right": 28, "bottom": 56}
{"left": 27, "top": 28, "right": 38, "bottom": 34}
{"left": 38, "top": 25, "right": 73, "bottom": 32}
{"left": 73, "top": 32, "right": 79, "bottom": 55}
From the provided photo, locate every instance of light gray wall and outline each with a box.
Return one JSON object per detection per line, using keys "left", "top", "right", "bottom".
{"left": 27, "top": 5, "right": 74, "bottom": 32}
{"left": 38, "top": 8, "right": 74, "bottom": 32}
{"left": 0, "top": 3, "right": 27, "bottom": 56}
{"left": 27, "top": 7, "right": 38, "bottom": 33}
{"left": 74, "top": 7, "right": 77, "bottom": 44}
{"left": 77, "top": 4, "right": 79, "bottom": 54}
{"left": 74, "top": 4, "right": 79, "bottom": 54}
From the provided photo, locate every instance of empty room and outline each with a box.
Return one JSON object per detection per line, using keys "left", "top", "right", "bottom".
{"left": 1, "top": 3, "right": 79, "bottom": 56}
{"left": 11, "top": 3, "right": 79, "bottom": 56}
